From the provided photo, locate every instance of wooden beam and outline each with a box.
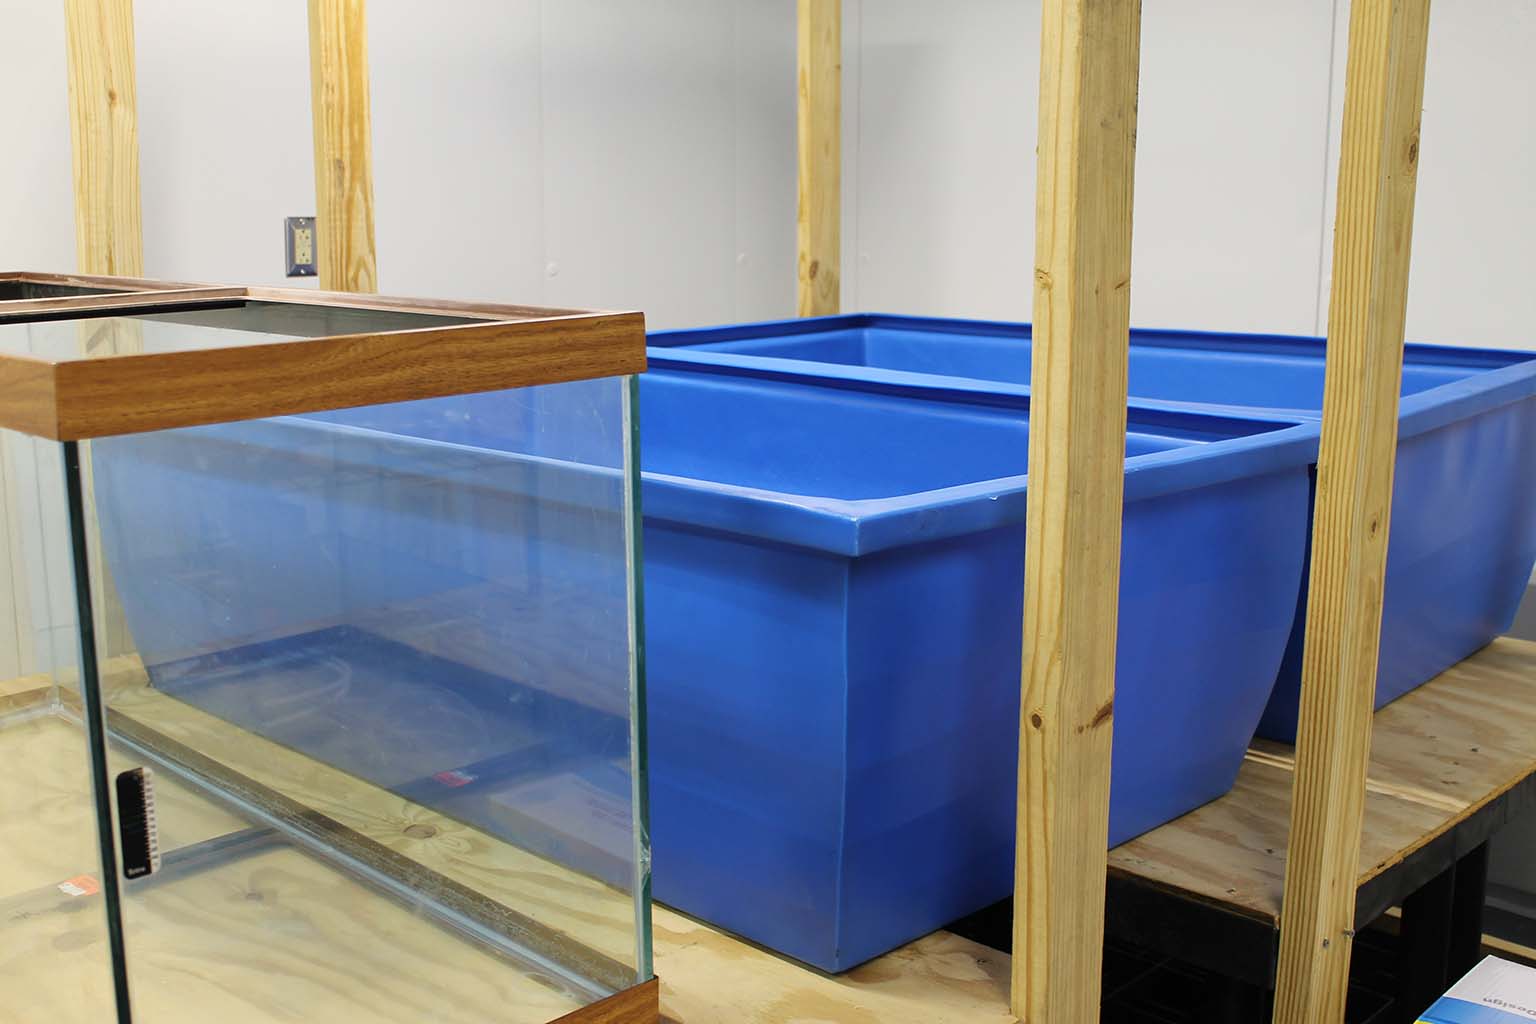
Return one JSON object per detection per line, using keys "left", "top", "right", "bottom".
{"left": 308, "top": 0, "right": 378, "bottom": 293}
{"left": 1013, "top": 0, "right": 1141, "bottom": 1019}
{"left": 795, "top": 0, "right": 839, "bottom": 317}
{"left": 63, "top": 0, "right": 143, "bottom": 662}
{"left": 63, "top": 0, "right": 143, "bottom": 278}
{"left": 1273, "top": 0, "right": 1432, "bottom": 1021}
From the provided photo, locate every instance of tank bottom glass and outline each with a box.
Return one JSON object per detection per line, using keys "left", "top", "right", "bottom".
{"left": 0, "top": 679, "right": 633, "bottom": 1024}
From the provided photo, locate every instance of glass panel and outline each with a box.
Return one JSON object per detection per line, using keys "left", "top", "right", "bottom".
{"left": 86, "top": 374, "right": 646, "bottom": 1022}
{"left": 0, "top": 301, "right": 481, "bottom": 359}
{"left": 0, "top": 429, "right": 125, "bottom": 1022}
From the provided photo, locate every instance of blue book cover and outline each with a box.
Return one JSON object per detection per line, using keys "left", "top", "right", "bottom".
{"left": 1419, "top": 957, "right": 1536, "bottom": 1023}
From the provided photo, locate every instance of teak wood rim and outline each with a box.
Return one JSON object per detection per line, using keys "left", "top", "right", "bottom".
{"left": 547, "top": 978, "right": 658, "bottom": 1024}
{"left": 0, "top": 276, "right": 645, "bottom": 441}
{"left": 0, "top": 272, "right": 240, "bottom": 318}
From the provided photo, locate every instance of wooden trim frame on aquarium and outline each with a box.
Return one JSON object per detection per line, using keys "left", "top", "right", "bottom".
{"left": 242, "top": 285, "right": 600, "bottom": 321}
{"left": 1273, "top": 1, "right": 1432, "bottom": 1022}
{"left": 0, "top": 273, "right": 239, "bottom": 318}
{"left": 548, "top": 978, "right": 658, "bottom": 1024}
{"left": 0, "top": 287, "right": 247, "bottom": 319}
{"left": 0, "top": 272, "right": 199, "bottom": 289}
{"left": 0, "top": 285, "right": 645, "bottom": 439}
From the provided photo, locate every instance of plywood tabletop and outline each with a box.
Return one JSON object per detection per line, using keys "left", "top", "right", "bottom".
{"left": 1109, "top": 637, "right": 1536, "bottom": 924}
{"left": 6, "top": 639, "right": 1531, "bottom": 1024}
{"left": 0, "top": 713, "right": 603, "bottom": 1024}
{"left": 656, "top": 909, "right": 1014, "bottom": 1024}
{"left": 0, "top": 704, "right": 1015, "bottom": 1024}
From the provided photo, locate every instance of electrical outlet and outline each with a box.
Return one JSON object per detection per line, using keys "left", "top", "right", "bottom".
{"left": 285, "top": 216, "right": 317, "bottom": 277}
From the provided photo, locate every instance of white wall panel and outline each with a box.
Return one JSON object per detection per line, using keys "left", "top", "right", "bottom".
{"left": 369, "top": 0, "right": 546, "bottom": 303}
{"left": 135, "top": 0, "right": 314, "bottom": 287}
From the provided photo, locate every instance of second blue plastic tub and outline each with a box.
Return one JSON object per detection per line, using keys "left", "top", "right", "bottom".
{"left": 93, "top": 367, "right": 1319, "bottom": 972}
{"left": 652, "top": 315, "right": 1536, "bottom": 741}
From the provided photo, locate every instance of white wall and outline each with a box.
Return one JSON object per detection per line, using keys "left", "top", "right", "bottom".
{"left": 6, "top": 1, "right": 1531, "bottom": 345}
{"left": 844, "top": 0, "right": 1342, "bottom": 335}
{"left": 135, "top": 1, "right": 316, "bottom": 288}
{"left": 0, "top": 2, "right": 76, "bottom": 273}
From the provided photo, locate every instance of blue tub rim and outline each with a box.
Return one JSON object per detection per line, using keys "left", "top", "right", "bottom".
{"left": 219, "top": 372, "right": 1324, "bottom": 558}
{"left": 647, "top": 313, "right": 1536, "bottom": 443}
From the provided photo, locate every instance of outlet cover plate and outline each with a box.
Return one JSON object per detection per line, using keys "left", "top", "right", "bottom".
{"left": 285, "top": 216, "right": 317, "bottom": 277}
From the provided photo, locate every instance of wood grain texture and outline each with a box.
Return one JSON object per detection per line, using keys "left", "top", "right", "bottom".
{"left": 0, "top": 447, "right": 33, "bottom": 680}
{"left": 795, "top": 0, "right": 840, "bottom": 317}
{"left": 102, "top": 684, "right": 641, "bottom": 974}
{"left": 1108, "top": 639, "right": 1536, "bottom": 927}
{"left": 1273, "top": 1, "right": 1432, "bottom": 1020}
{"left": 0, "top": 309, "right": 644, "bottom": 440}
{"left": 1015, "top": 0, "right": 1141, "bottom": 1019}
{"left": 0, "top": 287, "right": 244, "bottom": 319}
{"left": 1108, "top": 747, "right": 1444, "bottom": 926}
{"left": 0, "top": 355, "right": 60, "bottom": 439}
{"left": 0, "top": 272, "right": 234, "bottom": 317}
{"left": 1, "top": 709, "right": 1005, "bottom": 1024}
{"left": 63, "top": 0, "right": 143, "bottom": 279}
{"left": 9, "top": 643, "right": 1531, "bottom": 1023}
{"left": 0, "top": 714, "right": 596, "bottom": 1024}
{"left": 0, "top": 672, "right": 50, "bottom": 711}
{"left": 0, "top": 272, "right": 210, "bottom": 289}
{"left": 243, "top": 285, "right": 602, "bottom": 321}
{"left": 308, "top": 0, "right": 378, "bottom": 293}
{"left": 550, "top": 978, "right": 657, "bottom": 1024}
{"left": 656, "top": 909, "right": 1015, "bottom": 1024}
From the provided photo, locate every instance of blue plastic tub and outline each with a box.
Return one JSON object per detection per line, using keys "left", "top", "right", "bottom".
{"left": 652, "top": 315, "right": 1536, "bottom": 741}
{"left": 93, "top": 368, "right": 1319, "bottom": 971}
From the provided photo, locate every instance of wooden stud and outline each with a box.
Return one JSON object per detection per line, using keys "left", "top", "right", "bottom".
{"left": 1013, "top": 0, "right": 1142, "bottom": 1019}
{"left": 62, "top": 0, "right": 144, "bottom": 661}
{"left": 63, "top": 0, "right": 143, "bottom": 279}
{"left": 1273, "top": 1, "right": 1432, "bottom": 1021}
{"left": 308, "top": 0, "right": 378, "bottom": 293}
{"left": 795, "top": 0, "right": 840, "bottom": 317}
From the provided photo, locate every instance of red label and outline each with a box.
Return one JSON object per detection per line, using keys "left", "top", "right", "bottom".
{"left": 58, "top": 875, "right": 100, "bottom": 897}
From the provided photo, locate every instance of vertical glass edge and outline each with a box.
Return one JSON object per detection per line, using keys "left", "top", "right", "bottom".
{"left": 61, "top": 440, "right": 134, "bottom": 1024}
{"left": 622, "top": 373, "right": 653, "bottom": 984}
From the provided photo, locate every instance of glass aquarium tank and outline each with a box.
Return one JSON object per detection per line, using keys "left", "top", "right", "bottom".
{"left": 0, "top": 279, "right": 655, "bottom": 1024}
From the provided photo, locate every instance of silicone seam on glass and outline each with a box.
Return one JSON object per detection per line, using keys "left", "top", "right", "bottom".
{"left": 623, "top": 373, "right": 654, "bottom": 982}
{"left": 62, "top": 440, "right": 135, "bottom": 1024}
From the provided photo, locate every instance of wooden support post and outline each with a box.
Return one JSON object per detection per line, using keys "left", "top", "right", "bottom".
{"left": 63, "top": 0, "right": 142, "bottom": 662}
{"left": 64, "top": 0, "right": 142, "bottom": 277}
{"left": 795, "top": 0, "right": 839, "bottom": 317}
{"left": 308, "top": 0, "right": 378, "bottom": 293}
{"left": 1012, "top": 0, "right": 1141, "bottom": 1020}
{"left": 1273, "top": 1, "right": 1432, "bottom": 1021}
